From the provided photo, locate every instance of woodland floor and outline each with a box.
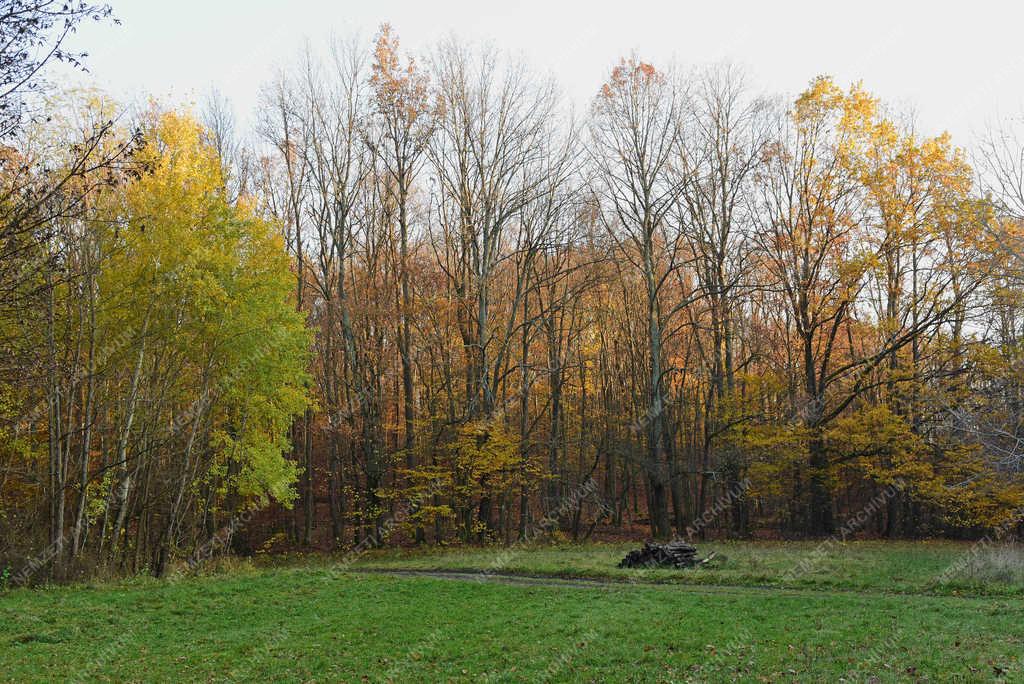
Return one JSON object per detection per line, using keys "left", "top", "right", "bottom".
{"left": 2, "top": 541, "right": 1022, "bottom": 682}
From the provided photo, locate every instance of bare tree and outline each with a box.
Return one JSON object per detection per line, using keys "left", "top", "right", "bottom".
{"left": 588, "top": 57, "right": 689, "bottom": 539}
{"left": 676, "top": 63, "right": 769, "bottom": 534}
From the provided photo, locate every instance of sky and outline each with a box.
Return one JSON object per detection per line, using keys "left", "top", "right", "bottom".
{"left": 59, "top": 0, "right": 1024, "bottom": 148}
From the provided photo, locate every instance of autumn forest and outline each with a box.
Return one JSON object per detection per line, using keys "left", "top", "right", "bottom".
{"left": 5, "top": 2, "right": 1024, "bottom": 588}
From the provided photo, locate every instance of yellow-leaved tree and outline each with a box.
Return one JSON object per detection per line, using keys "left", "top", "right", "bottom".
{"left": 98, "top": 109, "right": 311, "bottom": 575}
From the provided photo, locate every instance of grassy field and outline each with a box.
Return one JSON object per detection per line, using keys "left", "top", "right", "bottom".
{"left": 2, "top": 541, "right": 1023, "bottom": 682}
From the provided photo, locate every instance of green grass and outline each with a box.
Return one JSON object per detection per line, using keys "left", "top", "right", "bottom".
{"left": 3, "top": 542, "right": 1023, "bottom": 681}
{"left": 353, "top": 539, "right": 1024, "bottom": 597}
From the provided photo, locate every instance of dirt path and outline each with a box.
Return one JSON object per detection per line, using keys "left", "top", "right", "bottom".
{"left": 350, "top": 567, "right": 629, "bottom": 589}
{"left": 347, "top": 567, "right": 871, "bottom": 598}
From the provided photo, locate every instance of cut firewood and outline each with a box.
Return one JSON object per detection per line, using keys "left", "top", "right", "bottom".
{"left": 617, "top": 541, "right": 709, "bottom": 569}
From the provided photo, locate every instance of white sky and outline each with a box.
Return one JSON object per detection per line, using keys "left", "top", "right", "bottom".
{"left": 60, "top": 0, "right": 1024, "bottom": 147}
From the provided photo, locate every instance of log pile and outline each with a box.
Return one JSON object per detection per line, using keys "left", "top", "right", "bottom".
{"left": 617, "top": 541, "right": 713, "bottom": 569}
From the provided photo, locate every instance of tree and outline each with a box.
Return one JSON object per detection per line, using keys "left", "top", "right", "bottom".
{"left": 111, "top": 110, "right": 311, "bottom": 575}
{"left": 755, "top": 77, "right": 980, "bottom": 534}
{"left": 368, "top": 24, "right": 436, "bottom": 542}
{"left": 589, "top": 57, "right": 688, "bottom": 539}
{"left": 676, "top": 63, "right": 769, "bottom": 535}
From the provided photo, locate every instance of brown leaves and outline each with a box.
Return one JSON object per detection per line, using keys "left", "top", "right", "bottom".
{"left": 371, "top": 23, "right": 433, "bottom": 126}
{"left": 598, "top": 57, "right": 664, "bottom": 101}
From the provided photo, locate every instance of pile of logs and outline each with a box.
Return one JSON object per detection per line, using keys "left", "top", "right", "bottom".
{"left": 617, "top": 541, "right": 713, "bottom": 569}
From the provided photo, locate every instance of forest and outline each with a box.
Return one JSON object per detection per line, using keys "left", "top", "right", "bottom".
{"left": 4, "top": 1, "right": 1024, "bottom": 585}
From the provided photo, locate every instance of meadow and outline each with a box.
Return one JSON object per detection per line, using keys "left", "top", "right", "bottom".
{"left": 3, "top": 541, "right": 1022, "bottom": 682}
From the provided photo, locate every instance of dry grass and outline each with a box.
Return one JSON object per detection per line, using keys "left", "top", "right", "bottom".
{"left": 960, "top": 544, "right": 1024, "bottom": 584}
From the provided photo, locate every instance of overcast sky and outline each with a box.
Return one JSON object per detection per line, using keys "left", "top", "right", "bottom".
{"left": 61, "top": 0, "right": 1024, "bottom": 147}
